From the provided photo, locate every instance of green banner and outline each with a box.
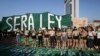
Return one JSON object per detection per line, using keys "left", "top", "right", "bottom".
{"left": 0, "top": 12, "right": 72, "bottom": 31}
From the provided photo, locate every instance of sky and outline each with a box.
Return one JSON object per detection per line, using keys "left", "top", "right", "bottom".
{"left": 0, "top": 0, "right": 100, "bottom": 21}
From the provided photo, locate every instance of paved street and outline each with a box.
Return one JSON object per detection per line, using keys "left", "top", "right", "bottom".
{"left": 0, "top": 37, "right": 100, "bottom": 56}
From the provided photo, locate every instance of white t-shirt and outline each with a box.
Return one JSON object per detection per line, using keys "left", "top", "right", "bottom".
{"left": 88, "top": 31, "right": 94, "bottom": 37}
{"left": 88, "top": 31, "right": 94, "bottom": 39}
{"left": 97, "top": 31, "right": 100, "bottom": 39}
{"left": 32, "top": 33, "right": 35, "bottom": 36}
{"left": 24, "top": 30, "right": 29, "bottom": 35}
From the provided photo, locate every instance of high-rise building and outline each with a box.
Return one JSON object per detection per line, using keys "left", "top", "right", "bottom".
{"left": 64, "top": 0, "right": 79, "bottom": 19}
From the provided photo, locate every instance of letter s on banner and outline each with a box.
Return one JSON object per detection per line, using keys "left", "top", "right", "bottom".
{"left": 6, "top": 17, "right": 13, "bottom": 32}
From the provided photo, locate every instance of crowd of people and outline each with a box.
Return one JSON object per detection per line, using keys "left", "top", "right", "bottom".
{"left": 0, "top": 26, "right": 100, "bottom": 50}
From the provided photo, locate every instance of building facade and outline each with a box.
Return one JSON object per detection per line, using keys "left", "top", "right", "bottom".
{"left": 93, "top": 20, "right": 100, "bottom": 26}
{"left": 64, "top": 0, "right": 79, "bottom": 19}
{"left": 72, "top": 17, "right": 88, "bottom": 28}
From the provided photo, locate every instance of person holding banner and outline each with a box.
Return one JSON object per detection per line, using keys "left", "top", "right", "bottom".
{"left": 56, "top": 28, "right": 62, "bottom": 48}
{"left": 24, "top": 28, "right": 29, "bottom": 46}
{"left": 49, "top": 28, "right": 56, "bottom": 48}
{"left": 67, "top": 27, "right": 73, "bottom": 48}
{"left": 37, "top": 29, "right": 43, "bottom": 47}
{"left": 79, "top": 27, "right": 88, "bottom": 50}
{"left": 72, "top": 27, "right": 79, "bottom": 49}
{"left": 20, "top": 30, "right": 24, "bottom": 46}
{"left": 44, "top": 28, "right": 50, "bottom": 48}
{"left": 61, "top": 28, "right": 67, "bottom": 49}
{"left": 15, "top": 28, "right": 21, "bottom": 46}
{"left": 31, "top": 29, "right": 37, "bottom": 47}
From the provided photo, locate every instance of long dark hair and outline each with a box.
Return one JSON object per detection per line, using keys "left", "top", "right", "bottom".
{"left": 87, "top": 26, "right": 94, "bottom": 31}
